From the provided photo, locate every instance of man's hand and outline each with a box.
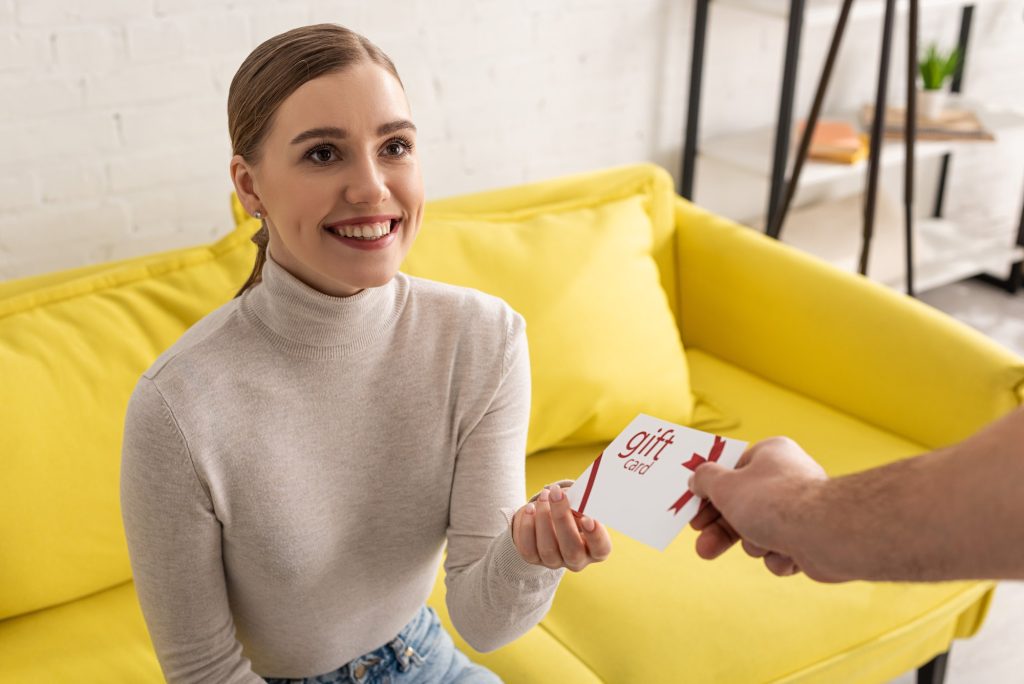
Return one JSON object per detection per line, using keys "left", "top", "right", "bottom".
{"left": 512, "top": 485, "right": 612, "bottom": 572}
{"left": 688, "top": 437, "right": 836, "bottom": 581}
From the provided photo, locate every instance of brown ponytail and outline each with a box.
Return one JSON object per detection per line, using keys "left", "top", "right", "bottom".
{"left": 234, "top": 220, "right": 270, "bottom": 298}
{"left": 228, "top": 24, "right": 403, "bottom": 298}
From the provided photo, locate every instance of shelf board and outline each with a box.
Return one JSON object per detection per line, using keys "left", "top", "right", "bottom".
{"left": 798, "top": 215, "right": 1024, "bottom": 294}
{"left": 758, "top": 190, "right": 1024, "bottom": 293}
{"left": 715, "top": 0, "right": 1003, "bottom": 27}
{"left": 701, "top": 123, "right": 955, "bottom": 187}
{"left": 698, "top": 102, "right": 1024, "bottom": 191}
{"left": 896, "top": 225, "right": 1024, "bottom": 292}
{"left": 691, "top": 160, "right": 1024, "bottom": 293}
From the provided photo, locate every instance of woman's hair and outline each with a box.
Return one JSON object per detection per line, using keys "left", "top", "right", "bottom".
{"left": 229, "top": 24, "right": 403, "bottom": 298}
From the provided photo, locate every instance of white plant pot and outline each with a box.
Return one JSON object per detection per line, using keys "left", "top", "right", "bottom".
{"left": 917, "top": 89, "right": 947, "bottom": 120}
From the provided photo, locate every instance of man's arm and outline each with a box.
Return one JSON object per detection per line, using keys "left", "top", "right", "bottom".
{"left": 689, "top": 407, "right": 1024, "bottom": 582}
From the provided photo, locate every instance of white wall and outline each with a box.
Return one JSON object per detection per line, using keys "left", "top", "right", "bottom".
{"left": 0, "top": 0, "right": 1022, "bottom": 280}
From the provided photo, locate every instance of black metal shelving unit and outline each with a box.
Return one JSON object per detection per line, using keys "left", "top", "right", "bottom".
{"left": 679, "top": 0, "right": 1024, "bottom": 295}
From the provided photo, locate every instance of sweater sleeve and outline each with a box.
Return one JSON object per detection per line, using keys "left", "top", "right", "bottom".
{"left": 120, "top": 376, "right": 263, "bottom": 683}
{"left": 443, "top": 311, "right": 564, "bottom": 653}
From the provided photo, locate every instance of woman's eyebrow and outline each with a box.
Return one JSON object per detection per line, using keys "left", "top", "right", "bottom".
{"left": 290, "top": 126, "right": 345, "bottom": 145}
{"left": 289, "top": 120, "right": 416, "bottom": 145}
{"left": 377, "top": 119, "right": 416, "bottom": 136}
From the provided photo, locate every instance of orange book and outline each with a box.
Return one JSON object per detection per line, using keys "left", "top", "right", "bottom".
{"left": 796, "top": 120, "right": 869, "bottom": 164}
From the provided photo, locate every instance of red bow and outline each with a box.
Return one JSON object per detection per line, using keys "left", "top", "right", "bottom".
{"left": 668, "top": 435, "right": 726, "bottom": 515}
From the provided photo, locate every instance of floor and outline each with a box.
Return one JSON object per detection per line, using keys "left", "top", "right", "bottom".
{"left": 886, "top": 278, "right": 1024, "bottom": 684}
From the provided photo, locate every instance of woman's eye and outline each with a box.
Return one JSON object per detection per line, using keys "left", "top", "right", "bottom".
{"left": 306, "top": 145, "right": 338, "bottom": 164}
{"left": 383, "top": 138, "right": 413, "bottom": 157}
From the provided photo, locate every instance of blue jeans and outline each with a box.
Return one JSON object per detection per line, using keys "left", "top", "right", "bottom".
{"left": 263, "top": 606, "right": 502, "bottom": 684}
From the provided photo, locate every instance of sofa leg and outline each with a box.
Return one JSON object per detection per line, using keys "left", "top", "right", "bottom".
{"left": 917, "top": 651, "right": 950, "bottom": 684}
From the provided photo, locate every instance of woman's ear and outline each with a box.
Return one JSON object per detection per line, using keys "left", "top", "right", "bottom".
{"left": 230, "top": 154, "right": 262, "bottom": 216}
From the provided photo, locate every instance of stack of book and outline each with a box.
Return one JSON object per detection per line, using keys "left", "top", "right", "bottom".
{"left": 795, "top": 120, "right": 869, "bottom": 164}
{"left": 860, "top": 105, "right": 995, "bottom": 141}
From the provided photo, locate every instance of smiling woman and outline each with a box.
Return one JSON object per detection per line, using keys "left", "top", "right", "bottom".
{"left": 227, "top": 29, "right": 422, "bottom": 298}
{"left": 119, "top": 23, "right": 612, "bottom": 684}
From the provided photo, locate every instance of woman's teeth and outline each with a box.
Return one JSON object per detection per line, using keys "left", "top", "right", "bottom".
{"left": 327, "top": 221, "right": 394, "bottom": 240}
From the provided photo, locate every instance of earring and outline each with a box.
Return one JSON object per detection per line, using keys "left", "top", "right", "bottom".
{"left": 254, "top": 210, "right": 262, "bottom": 219}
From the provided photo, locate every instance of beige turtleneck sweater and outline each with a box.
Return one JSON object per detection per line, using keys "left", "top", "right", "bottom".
{"left": 120, "top": 249, "right": 563, "bottom": 682}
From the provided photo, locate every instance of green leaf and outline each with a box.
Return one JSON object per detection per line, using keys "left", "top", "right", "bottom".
{"left": 918, "top": 43, "right": 959, "bottom": 90}
{"left": 943, "top": 47, "right": 962, "bottom": 80}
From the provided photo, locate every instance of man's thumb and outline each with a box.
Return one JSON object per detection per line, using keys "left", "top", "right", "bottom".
{"left": 689, "top": 462, "right": 729, "bottom": 501}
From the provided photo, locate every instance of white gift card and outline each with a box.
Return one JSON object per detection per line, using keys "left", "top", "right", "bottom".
{"left": 565, "top": 414, "right": 747, "bottom": 551}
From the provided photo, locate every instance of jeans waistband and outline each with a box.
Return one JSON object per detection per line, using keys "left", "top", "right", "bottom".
{"left": 263, "top": 605, "right": 437, "bottom": 684}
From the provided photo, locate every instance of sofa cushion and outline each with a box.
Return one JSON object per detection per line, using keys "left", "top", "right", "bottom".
{"left": 0, "top": 582, "right": 160, "bottom": 682}
{"left": 0, "top": 228, "right": 257, "bottom": 620}
{"left": 520, "top": 348, "right": 993, "bottom": 683}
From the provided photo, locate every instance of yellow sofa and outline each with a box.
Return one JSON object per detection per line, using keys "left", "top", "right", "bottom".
{"left": 2, "top": 164, "right": 1022, "bottom": 683}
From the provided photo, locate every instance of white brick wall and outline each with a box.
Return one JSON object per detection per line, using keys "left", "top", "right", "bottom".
{"left": 0, "top": 0, "right": 1021, "bottom": 281}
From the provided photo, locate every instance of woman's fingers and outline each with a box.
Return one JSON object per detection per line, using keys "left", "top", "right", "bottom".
{"left": 533, "top": 488, "right": 564, "bottom": 569}
{"left": 547, "top": 486, "right": 588, "bottom": 571}
{"left": 578, "top": 515, "right": 612, "bottom": 562}
{"left": 514, "top": 503, "right": 540, "bottom": 564}
{"left": 514, "top": 485, "right": 613, "bottom": 572}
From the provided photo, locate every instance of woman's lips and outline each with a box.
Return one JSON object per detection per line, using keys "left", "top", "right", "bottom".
{"left": 325, "top": 214, "right": 399, "bottom": 227}
{"left": 323, "top": 219, "right": 401, "bottom": 251}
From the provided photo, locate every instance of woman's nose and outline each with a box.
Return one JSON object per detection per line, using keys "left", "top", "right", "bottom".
{"left": 343, "top": 156, "right": 390, "bottom": 207}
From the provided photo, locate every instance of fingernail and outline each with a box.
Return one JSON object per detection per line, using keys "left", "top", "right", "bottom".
{"left": 538, "top": 488, "right": 550, "bottom": 502}
{"left": 549, "top": 485, "right": 563, "bottom": 502}
{"left": 582, "top": 516, "right": 596, "bottom": 532}
{"left": 687, "top": 475, "right": 695, "bottom": 490}
{"left": 525, "top": 502, "right": 536, "bottom": 515}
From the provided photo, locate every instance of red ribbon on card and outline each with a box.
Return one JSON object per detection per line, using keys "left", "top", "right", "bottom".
{"left": 576, "top": 451, "right": 604, "bottom": 516}
{"left": 668, "top": 435, "right": 726, "bottom": 515}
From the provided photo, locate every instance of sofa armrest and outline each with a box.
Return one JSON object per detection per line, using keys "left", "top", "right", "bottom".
{"left": 674, "top": 197, "right": 1024, "bottom": 449}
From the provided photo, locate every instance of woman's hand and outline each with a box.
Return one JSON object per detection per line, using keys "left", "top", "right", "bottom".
{"left": 512, "top": 484, "right": 612, "bottom": 571}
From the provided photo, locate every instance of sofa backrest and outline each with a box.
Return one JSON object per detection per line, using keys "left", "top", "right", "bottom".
{"left": 0, "top": 229, "right": 258, "bottom": 621}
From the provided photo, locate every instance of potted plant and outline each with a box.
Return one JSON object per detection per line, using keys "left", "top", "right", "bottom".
{"left": 917, "top": 43, "right": 962, "bottom": 119}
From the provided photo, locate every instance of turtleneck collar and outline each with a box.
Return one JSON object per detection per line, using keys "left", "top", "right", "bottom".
{"left": 240, "top": 247, "right": 407, "bottom": 359}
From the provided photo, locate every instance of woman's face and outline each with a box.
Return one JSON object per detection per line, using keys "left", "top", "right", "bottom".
{"left": 231, "top": 62, "right": 423, "bottom": 297}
